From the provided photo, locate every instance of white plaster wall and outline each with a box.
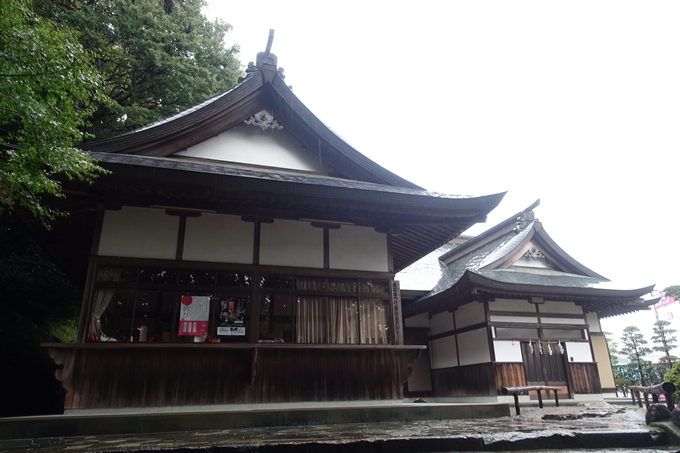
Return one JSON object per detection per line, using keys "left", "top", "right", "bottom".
{"left": 430, "top": 335, "right": 458, "bottom": 369}
{"left": 489, "top": 315, "right": 538, "bottom": 324}
{"left": 539, "top": 301, "right": 584, "bottom": 315}
{"left": 429, "top": 312, "right": 454, "bottom": 336}
{"left": 454, "top": 301, "right": 485, "bottom": 329}
{"left": 565, "top": 342, "right": 593, "bottom": 362}
{"left": 458, "top": 328, "right": 491, "bottom": 366}
{"left": 540, "top": 317, "right": 586, "bottom": 325}
{"left": 488, "top": 298, "right": 537, "bottom": 313}
{"left": 176, "top": 123, "right": 321, "bottom": 172}
{"left": 260, "top": 220, "right": 323, "bottom": 268}
{"left": 328, "top": 225, "right": 388, "bottom": 272}
{"left": 510, "top": 255, "right": 555, "bottom": 269}
{"left": 98, "top": 207, "right": 178, "bottom": 259}
{"left": 493, "top": 340, "right": 523, "bottom": 363}
{"left": 183, "top": 213, "right": 253, "bottom": 263}
{"left": 586, "top": 312, "right": 601, "bottom": 332}
{"left": 404, "top": 312, "right": 430, "bottom": 328}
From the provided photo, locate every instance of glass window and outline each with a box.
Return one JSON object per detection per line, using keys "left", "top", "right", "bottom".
{"left": 99, "top": 289, "right": 136, "bottom": 342}
{"left": 139, "top": 268, "right": 177, "bottom": 285}
{"left": 296, "top": 278, "right": 326, "bottom": 291}
{"left": 259, "top": 294, "right": 293, "bottom": 342}
{"left": 96, "top": 266, "right": 137, "bottom": 283}
{"left": 360, "top": 280, "right": 389, "bottom": 293}
{"left": 99, "top": 290, "right": 178, "bottom": 342}
{"left": 260, "top": 275, "right": 294, "bottom": 289}
{"left": 179, "top": 270, "right": 215, "bottom": 286}
{"left": 216, "top": 272, "right": 251, "bottom": 287}
{"left": 329, "top": 278, "right": 357, "bottom": 293}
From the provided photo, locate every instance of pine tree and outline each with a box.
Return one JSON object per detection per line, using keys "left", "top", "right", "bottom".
{"left": 603, "top": 331, "right": 619, "bottom": 365}
{"left": 652, "top": 320, "right": 678, "bottom": 369}
{"left": 620, "top": 326, "right": 653, "bottom": 385}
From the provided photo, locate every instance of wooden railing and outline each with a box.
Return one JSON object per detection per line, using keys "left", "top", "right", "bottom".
{"left": 629, "top": 381, "right": 676, "bottom": 411}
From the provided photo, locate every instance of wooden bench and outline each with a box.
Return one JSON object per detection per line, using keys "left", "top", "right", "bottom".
{"left": 501, "top": 385, "right": 561, "bottom": 415}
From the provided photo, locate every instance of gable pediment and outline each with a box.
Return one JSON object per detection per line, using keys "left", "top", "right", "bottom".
{"left": 508, "top": 243, "right": 559, "bottom": 270}
{"left": 173, "top": 111, "right": 327, "bottom": 174}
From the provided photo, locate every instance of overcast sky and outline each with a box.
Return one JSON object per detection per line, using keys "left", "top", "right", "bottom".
{"left": 205, "top": 1, "right": 679, "bottom": 355}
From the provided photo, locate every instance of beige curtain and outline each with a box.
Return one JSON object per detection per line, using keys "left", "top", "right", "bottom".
{"left": 296, "top": 296, "right": 326, "bottom": 343}
{"left": 328, "top": 298, "right": 358, "bottom": 344}
{"left": 297, "top": 297, "right": 359, "bottom": 344}
{"left": 359, "top": 299, "right": 388, "bottom": 344}
{"left": 89, "top": 268, "right": 122, "bottom": 340}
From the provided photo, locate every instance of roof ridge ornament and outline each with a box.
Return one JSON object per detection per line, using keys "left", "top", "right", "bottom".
{"left": 238, "top": 30, "right": 289, "bottom": 86}
{"left": 513, "top": 200, "right": 539, "bottom": 234}
{"left": 256, "top": 29, "right": 278, "bottom": 68}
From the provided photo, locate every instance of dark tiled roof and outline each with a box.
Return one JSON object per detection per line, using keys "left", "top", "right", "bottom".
{"left": 427, "top": 232, "right": 517, "bottom": 296}
{"left": 402, "top": 205, "right": 655, "bottom": 318}
{"left": 396, "top": 245, "right": 453, "bottom": 291}
{"left": 91, "top": 152, "right": 483, "bottom": 200}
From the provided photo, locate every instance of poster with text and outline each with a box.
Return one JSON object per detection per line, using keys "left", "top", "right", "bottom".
{"left": 178, "top": 295, "right": 210, "bottom": 336}
{"left": 217, "top": 297, "right": 246, "bottom": 336}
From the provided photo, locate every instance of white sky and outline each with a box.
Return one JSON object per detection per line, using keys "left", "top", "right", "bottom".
{"left": 205, "top": 1, "right": 679, "bottom": 357}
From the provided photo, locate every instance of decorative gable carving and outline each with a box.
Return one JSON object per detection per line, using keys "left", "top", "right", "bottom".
{"left": 509, "top": 243, "right": 557, "bottom": 270}
{"left": 244, "top": 110, "right": 283, "bottom": 131}
{"left": 523, "top": 246, "right": 546, "bottom": 259}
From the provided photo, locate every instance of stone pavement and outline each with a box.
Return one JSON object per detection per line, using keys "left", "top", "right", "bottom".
{"left": 0, "top": 403, "right": 674, "bottom": 453}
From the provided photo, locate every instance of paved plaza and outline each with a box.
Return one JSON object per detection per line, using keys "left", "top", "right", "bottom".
{"left": 1, "top": 402, "right": 676, "bottom": 453}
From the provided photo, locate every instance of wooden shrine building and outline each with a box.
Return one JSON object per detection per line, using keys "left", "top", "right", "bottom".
{"left": 31, "top": 38, "right": 505, "bottom": 410}
{"left": 400, "top": 201, "right": 655, "bottom": 402}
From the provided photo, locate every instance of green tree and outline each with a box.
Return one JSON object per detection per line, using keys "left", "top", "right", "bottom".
{"left": 665, "top": 361, "right": 680, "bottom": 403}
{"left": 652, "top": 320, "right": 678, "bottom": 369}
{"left": 50, "top": 0, "right": 242, "bottom": 139}
{"left": 665, "top": 285, "right": 680, "bottom": 300}
{"left": 620, "top": 326, "right": 653, "bottom": 385}
{"left": 604, "top": 331, "right": 619, "bottom": 365}
{"left": 0, "top": 0, "right": 105, "bottom": 225}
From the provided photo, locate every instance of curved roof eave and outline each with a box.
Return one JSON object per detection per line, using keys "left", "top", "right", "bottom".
{"left": 79, "top": 72, "right": 266, "bottom": 155}
{"left": 466, "top": 270, "right": 654, "bottom": 299}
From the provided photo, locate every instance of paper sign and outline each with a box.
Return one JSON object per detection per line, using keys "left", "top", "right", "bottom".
{"left": 217, "top": 326, "right": 246, "bottom": 336}
{"left": 178, "top": 295, "right": 210, "bottom": 336}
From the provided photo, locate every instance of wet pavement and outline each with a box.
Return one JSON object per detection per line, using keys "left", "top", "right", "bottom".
{"left": 0, "top": 403, "right": 675, "bottom": 453}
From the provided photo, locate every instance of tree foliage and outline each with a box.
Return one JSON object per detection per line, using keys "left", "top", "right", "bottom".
{"left": 652, "top": 320, "right": 678, "bottom": 369}
{"left": 49, "top": 0, "right": 242, "bottom": 139}
{"left": 665, "top": 361, "right": 680, "bottom": 403}
{"left": 603, "top": 331, "right": 619, "bottom": 365}
{"left": 664, "top": 285, "right": 680, "bottom": 300}
{"left": 614, "top": 363, "right": 666, "bottom": 388}
{"left": 0, "top": 0, "right": 105, "bottom": 225}
{"left": 620, "top": 326, "right": 653, "bottom": 385}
